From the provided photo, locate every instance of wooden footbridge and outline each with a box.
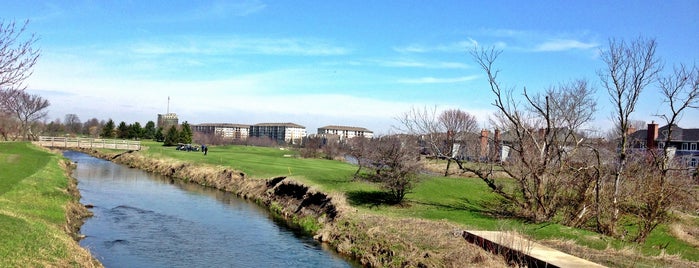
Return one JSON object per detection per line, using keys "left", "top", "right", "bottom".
{"left": 34, "top": 136, "right": 141, "bottom": 151}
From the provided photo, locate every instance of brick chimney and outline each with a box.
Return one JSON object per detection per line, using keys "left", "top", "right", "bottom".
{"left": 647, "top": 121, "right": 659, "bottom": 149}
{"left": 480, "top": 129, "right": 489, "bottom": 160}
{"left": 493, "top": 129, "right": 501, "bottom": 162}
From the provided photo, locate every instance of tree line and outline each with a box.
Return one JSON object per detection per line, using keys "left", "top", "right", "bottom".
{"left": 297, "top": 37, "right": 699, "bottom": 244}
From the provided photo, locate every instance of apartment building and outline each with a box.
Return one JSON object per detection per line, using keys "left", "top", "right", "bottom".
{"left": 192, "top": 123, "right": 250, "bottom": 140}
{"left": 316, "top": 125, "right": 374, "bottom": 141}
{"left": 249, "top": 123, "right": 306, "bottom": 144}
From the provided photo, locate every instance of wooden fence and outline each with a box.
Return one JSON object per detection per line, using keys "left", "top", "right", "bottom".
{"left": 35, "top": 136, "right": 141, "bottom": 150}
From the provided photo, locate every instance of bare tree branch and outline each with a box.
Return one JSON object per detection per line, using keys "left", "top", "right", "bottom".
{"left": 0, "top": 20, "right": 39, "bottom": 91}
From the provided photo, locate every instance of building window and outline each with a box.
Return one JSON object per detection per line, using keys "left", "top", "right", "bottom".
{"left": 682, "top": 143, "right": 689, "bottom": 150}
{"left": 658, "top": 142, "right": 665, "bottom": 149}
{"left": 691, "top": 158, "right": 698, "bottom": 167}
{"left": 692, "top": 143, "right": 697, "bottom": 151}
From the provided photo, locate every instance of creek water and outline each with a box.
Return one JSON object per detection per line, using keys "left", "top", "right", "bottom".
{"left": 64, "top": 151, "right": 356, "bottom": 268}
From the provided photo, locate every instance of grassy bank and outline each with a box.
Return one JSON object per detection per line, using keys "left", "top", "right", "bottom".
{"left": 0, "top": 142, "right": 99, "bottom": 267}
{"left": 117, "top": 141, "right": 699, "bottom": 266}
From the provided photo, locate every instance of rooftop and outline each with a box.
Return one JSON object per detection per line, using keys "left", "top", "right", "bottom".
{"left": 253, "top": 122, "right": 305, "bottom": 128}
{"left": 318, "top": 125, "right": 373, "bottom": 133}
{"left": 194, "top": 123, "right": 250, "bottom": 128}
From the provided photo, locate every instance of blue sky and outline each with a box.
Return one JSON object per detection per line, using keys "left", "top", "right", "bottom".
{"left": 3, "top": 0, "right": 698, "bottom": 134}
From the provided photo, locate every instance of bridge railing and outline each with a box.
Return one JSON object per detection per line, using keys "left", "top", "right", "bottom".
{"left": 36, "top": 136, "right": 141, "bottom": 150}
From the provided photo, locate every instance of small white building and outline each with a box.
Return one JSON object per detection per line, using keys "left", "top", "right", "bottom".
{"left": 317, "top": 125, "right": 374, "bottom": 141}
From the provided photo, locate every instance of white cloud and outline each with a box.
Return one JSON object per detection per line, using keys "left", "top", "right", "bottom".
{"left": 394, "top": 39, "right": 478, "bottom": 53}
{"left": 193, "top": 0, "right": 266, "bottom": 18}
{"left": 373, "top": 59, "right": 469, "bottom": 69}
{"left": 397, "top": 75, "right": 479, "bottom": 84}
{"left": 534, "top": 39, "right": 598, "bottom": 52}
{"left": 127, "top": 36, "right": 351, "bottom": 57}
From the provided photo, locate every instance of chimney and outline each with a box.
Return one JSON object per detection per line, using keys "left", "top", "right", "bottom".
{"left": 627, "top": 125, "right": 637, "bottom": 136}
{"left": 647, "top": 121, "right": 659, "bottom": 149}
{"left": 494, "top": 129, "right": 501, "bottom": 162}
{"left": 480, "top": 129, "right": 489, "bottom": 160}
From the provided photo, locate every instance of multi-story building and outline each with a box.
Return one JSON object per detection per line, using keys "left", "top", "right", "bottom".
{"left": 157, "top": 113, "right": 178, "bottom": 130}
{"left": 192, "top": 123, "right": 250, "bottom": 140}
{"left": 629, "top": 122, "right": 699, "bottom": 168}
{"left": 249, "top": 123, "right": 306, "bottom": 144}
{"left": 316, "top": 125, "right": 374, "bottom": 141}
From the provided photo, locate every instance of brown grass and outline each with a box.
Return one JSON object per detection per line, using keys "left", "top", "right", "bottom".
{"left": 319, "top": 213, "right": 507, "bottom": 267}
{"left": 670, "top": 212, "right": 699, "bottom": 248}
{"left": 541, "top": 238, "right": 698, "bottom": 267}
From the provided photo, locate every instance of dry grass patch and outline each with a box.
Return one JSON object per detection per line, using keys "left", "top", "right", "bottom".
{"left": 670, "top": 213, "right": 699, "bottom": 248}
{"left": 321, "top": 213, "right": 507, "bottom": 267}
{"left": 541, "top": 238, "right": 697, "bottom": 267}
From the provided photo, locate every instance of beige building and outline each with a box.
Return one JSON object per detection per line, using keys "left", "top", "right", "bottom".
{"left": 317, "top": 125, "right": 374, "bottom": 141}
{"left": 192, "top": 123, "right": 250, "bottom": 140}
{"left": 157, "top": 113, "right": 179, "bottom": 130}
{"left": 249, "top": 123, "right": 307, "bottom": 144}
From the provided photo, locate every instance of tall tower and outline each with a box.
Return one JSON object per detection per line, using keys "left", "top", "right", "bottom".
{"left": 157, "top": 97, "right": 178, "bottom": 129}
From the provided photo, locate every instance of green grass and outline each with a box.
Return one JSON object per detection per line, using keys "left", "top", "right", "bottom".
{"left": 136, "top": 141, "right": 699, "bottom": 263}
{"left": 0, "top": 142, "right": 90, "bottom": 266}
{"left": 142, "top": 141, "right": 377, "bottom": 193}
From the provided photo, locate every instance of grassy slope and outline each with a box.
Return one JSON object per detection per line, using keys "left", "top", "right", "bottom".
{"left": 140, "top": 141, "right": 699, "bottom": 263}
{"left": 0, "top": 142, "right": 95, "bottom": 267}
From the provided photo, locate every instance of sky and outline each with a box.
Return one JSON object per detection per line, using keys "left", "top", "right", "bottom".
{"left": 2, "top": 0, "right": 698, "bottom": 135}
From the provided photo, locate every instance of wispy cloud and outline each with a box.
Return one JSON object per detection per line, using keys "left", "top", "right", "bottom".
{"left": 411, "top": 29, "right": 599, "bottom": 54}
{"left": 372, "top": 59, "right": 469, "bottom": 69}
{"left": 129, "top": 36, "right": 350, "bottom": 56}
{"left": 394, "top": 39, "right": 478, "bottom": 53}
{"left": 534, "top": 39, "right": 598, "bottom": 52}
{"left": 397, "top": 75, "right": 479, "bottom": 84}
{"left": 193, "top": 0, "right": 266, "bottom": 18}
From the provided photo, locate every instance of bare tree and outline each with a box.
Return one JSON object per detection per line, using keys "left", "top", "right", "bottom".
{"left": 438, "top": 109, "right": 478, "bottom": 176}
{"left": 0, "top": 20, "right": 39, "bottom": 91}
{"left": 468, "top": 46, "right": 599, "bottom": 223}
{"left": 2, "top": 89, "right": 49, "bottom": 140}
{"left": 0, "top": 20, "right": 40, "bottom": 140}
{"left": 82, "top": 117, "right": 102, "bottom": 137}
{"left": 367, "top": 135, "right": 423, "bottom": 204}
{"left": 300, "top": 136, "right": 323, "bottom": 158}
{"left": 0, "top": 111, "right": 18, "bottom": 140}
{"left": 598, "top": 37, "right": 662, "bottom": 235}
{"left": 64, "top": 113, "right": 82, "bottom": 135}
{"left": 345, "top": 136, "right": 370, "bottom": 178}
{"left": 395, "top": 106, "right": 478, "bottom": 176}
{"left": 624, "top": 63, "right": 699, "bottom": 242}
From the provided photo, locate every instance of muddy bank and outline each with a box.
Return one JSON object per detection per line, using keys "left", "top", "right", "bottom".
{"left": 78, "top": 148, "right": 505, "bottom": 267}
{"left": 58, "top": 155, "right": 104, "bottom": 267}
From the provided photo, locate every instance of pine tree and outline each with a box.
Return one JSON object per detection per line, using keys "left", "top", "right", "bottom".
{"left": 164, "top": 125, "right": 179, "bottom": 146}
{"left": 101, "top": 119, "right": 115, "bottom": 138}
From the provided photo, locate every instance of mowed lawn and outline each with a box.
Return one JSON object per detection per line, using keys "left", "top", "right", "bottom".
{"left": 142, "top": 141, "right": 377, "bottom": 193}
{"left": 139, "top": 141, "right": 699, "bottom": 263}
{"left": 0, "top": 142, "right": 92, "bottom": 267}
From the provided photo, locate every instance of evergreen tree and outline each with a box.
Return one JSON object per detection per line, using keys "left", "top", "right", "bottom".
{"left": 101, "top": 119, "right": 115, "bottom": 138}
{"left": 130, "top": 122, "right": 143, "bottom": 139}
{"left": 164, "top": 125, "right": 179, "bottom": 146}
{"left": 179, "top": 121, "right": 193, "bottom": 144}
{"left": 143, "top": 121, "right": 156, "bottom": 139}
{"left": 154, "top": 127, "right": 164, "bottom": 142}
{"left": 116, "top": 121, "right": 129, "bottom": 139}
